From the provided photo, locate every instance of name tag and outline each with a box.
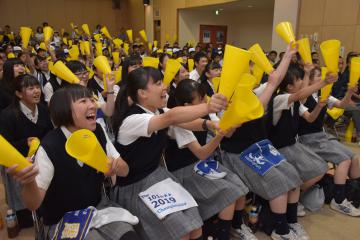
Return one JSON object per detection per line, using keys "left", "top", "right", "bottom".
{"left": 139, "top": 178, "right": 198, "bottom": 219}
{"left": 239, "top": 139, "right": 285, "bottom": 176}
{"left": 53, "top": 208, "right": 95, "bottom": 240}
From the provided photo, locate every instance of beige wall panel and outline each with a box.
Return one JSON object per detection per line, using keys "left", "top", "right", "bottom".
{"left": 323, "top": 0, "right": 360, "bottom": 25}
{"left": 322, "top": 25, "right": 356, "bottom": 55}
{"left": 299, "top": 0, "right": 326, "bottom": 26}
{"left": 298, "top": 25, "right": 322, "bottom": 39}
{"left": 184, "top": 0, "right": 238, "bottom": 8}
{"left": 353, "top": 25, "right": 360, "bottom": 52}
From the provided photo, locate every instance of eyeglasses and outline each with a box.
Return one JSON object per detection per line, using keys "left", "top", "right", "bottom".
{"left": 75, "top": 71, "right": 89, "bottom": 77}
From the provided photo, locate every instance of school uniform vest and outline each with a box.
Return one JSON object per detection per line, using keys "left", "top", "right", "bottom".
{"left": 167, "top": 82, "right": 177, "bottom": 108}
{"left": 49, "top": 76, "right": 66, "bottom": 93}
{"left": 40, "top": 124, "right": 106, "bottom": 225}
{"left": 268, "top": 101, "right": 300, "bottom": 149}
{"left": 164, "top": 128, "right": 207, "bottom": 172}
{"left": 114, "top": 105, "right": 168, "bottom": 186}
{"left": 298, "top": 95, "right": 327, "bottom": 136}
{"left": 220, "top": 117, "right": 267, "bottom": 154}
{"left": 200, "top": 78, "right": 215, "bottom": 97}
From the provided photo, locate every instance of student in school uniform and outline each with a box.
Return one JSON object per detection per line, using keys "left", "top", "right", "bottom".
{"left": 167, "top": 64, "right": 189, "bottom": 108}
{"left": 66, "top": 60, "right": 116, "bottom": 131}
{"left": 7, "top": 84, "right": 141, "bottom": 240}
{"left": 189, "top": 51, "right": 208, "bottom": 82}
{"left": 0, "top": 74, "right": 53, "bottom": 229}
{"left": 32, "top": 55, "right": 53, "bottom": 88}
{"left": 199, "top": 61, "right": 221, "bottom": 97}
{"left": 118, "top": 54, "right": 142, "bottom": 90}
{"left": 298, "top": 67, "right": 360, "bottom": 217}
{"left": 111, "top": 67, "right": 228, "bottom": 240}
{"left": 267, "top": 67, "right": 337, "bottom": 229}
{"left": 0, "top": 58, "right": 26, "bottom": 111}
{"left": 165, "top": 79, "right": 249, "bottom": 240}
{"left": 220, "top": 44, "right": 305, "bottom": 240}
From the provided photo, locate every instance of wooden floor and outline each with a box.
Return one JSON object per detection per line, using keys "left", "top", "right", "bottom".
{"left": 1, "top": 142, "right": 360, "bottom": 240}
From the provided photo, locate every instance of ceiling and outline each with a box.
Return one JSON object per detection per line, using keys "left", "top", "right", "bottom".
{"left": 184, "top": 0, "right": 275, "bottom": 12}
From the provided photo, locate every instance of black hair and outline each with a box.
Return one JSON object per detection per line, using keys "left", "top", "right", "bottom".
{"left": 0, "top": 58, "right": 24, "bottom": 93}
{"left": 49, "top": 84, "right": 93, "bottom": 127}
{"left": 278, "top": 67, "right": 303, "bottom": 93}
{"left": 346, "top": 51, "right": 358, "bottom": 65}
{"left": 269, "top": 50, "right": 277, "bottom": 55}
{"left": 113, "top": 67, "right": 162, "bottom": 134}
{"left": 158, "top": 53, "right": 170, "bottom": 71}
{"left": 66, "top": 60, "right": 87, "bottom": 74}
{"left": 194, "top": 51, "right": 207, "bottom": 63}
{"left": 199, "top": 61, "right": 221, "bottom": 83}
{"left": 34, "top": 55, "right": 47, "bottom": 66}
{"left": 12, "top": 74, "right": 41, "bottom": 115}
{"left": 119, "top": 54, "right": 143, "bottom": 87}
{"left": 174, "top": 79, "right": 206, "bottom": 106}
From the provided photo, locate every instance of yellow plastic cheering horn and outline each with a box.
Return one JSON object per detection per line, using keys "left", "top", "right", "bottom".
{"left": 320, "top": 39, "right": 341, "bottom": 74}
{"left": 65, "top": 129, "right": 109, "bottom": 173}
{"left": 218, "top": 45, "right": 251, "bottom": 100}
{"left": 249, "top": 43, "right": 274, "bottom": 74}
{"left": 0, "top": 135, "right": 31, "bottom": 171}
{"left": 53, "top": 61, "right": 80, "bottom": 84}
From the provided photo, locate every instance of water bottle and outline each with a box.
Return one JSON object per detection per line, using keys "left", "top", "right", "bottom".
{"left": 5, "top": 209, "right": 19, "bottom": 238}
{"left": 248, "top": 206, "right": 259, "bottom": 233}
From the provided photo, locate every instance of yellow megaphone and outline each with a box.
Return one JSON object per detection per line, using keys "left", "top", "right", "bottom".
{"left": 143, "top": 57, "right": 159, "bottom": 68}
{"left": 79, "top": 41, "right": 85, "bottom": 55}
{"left": 63, "top": 37, "right": 68, "bottom": 45}
{"left": 275, "top": 21, "right": 296, "bottom": 45}
{"left": 126, "top": 29, "right": 133, "bottom": 43}
{"left": 87, "top": 66, "right": 94, "bottom": 79}
{"left": 39, "top": 42, "right": 47, "bottom": 50}
{"left": 94, "top": 34, "right": 101, "bottom": 43}
{"left": 68, "top": 40, "right": 73, "bottom": 47}
{"left": 320, "top": 67, "right": 333, "bottom": 102}
{"left": 115, "top": 67, "right": 122, "bottom": 84}
{"left": 7, "top": 53, "right": 15, "bottom": 59}
{"left": 249, "top": 43, "right": 274, "bottom": 74}
{"left": 163, "top": 59, "right": 181, "bottom": 86}
{"left": 345, "top": 119, "right": 354, "bottom": 142}
{"left": 20, "top": 27, "right": 32, "bottom": 49}
{"left": 83, "top": 41, "right": 91, "bottom": 55}
{"left": 43, "top": 26, "right": 53, "bottom": 43}
{"left": 320, "top": 39, "right": 341, "bottom": 73}
{"left": 219, "top": 45, "right": 251, "bottom": 100}
{"left": 212, "top": 77, "right": 220, "bottom": 93}
{"left": 297, "top": 38, "right": 312, "bottom": 64}
{"left": 124, "top": 43, "right": 130, "bottom": 55}
{"left": 0, "top": 135, "right": 31, "bottom": 171}
{"left": 139, "top": 29, "right": 148, "bottom": 42}
{"left": 327, "top": 107, "right": 344, "bottom": 120}
{"left": 148, "top": 42, "right": 153, "bottom": 51}
{"left": 48, "top": 61, "right": 55, "bottom": 74}
{"left": 27, "top": 138, "right": 40, "bottom": 158}
{"left": 157, "top": 49, "right": 163, "bottom": 54}
{"left": 53, "top": 61, "right": 80, "bottom": 84}
{"left": 113, "top": 38, "right": 123, "bottom": 49}
{"left": 252, "top": 64, "right": 264, "bottom": 87}
{"left": 69, "top": 45, "right": 80, "bottom": 60}
{"left": 154, "top": 40, "right": 158, "bottom": 48}
{"left": 349, "top": 57, "right": 360, "bottom": 88}
{"left": 70, "top": 22, "right": 75, "bottom": 29}
{"left": 93, "top": 56, "right": 112, "bottom": 91}
{"left": 112, "top": 52, "right": 120, "bottom": 65}
{"left": 61, "top": 28, "right": 65, "bottom": 37}
{"left": 95, "top": 42, "right": 103, "bottom": 57}
{"left": 82, "top": 24, "right": 90, "bottom": 36}
{"left": 65, "top": 129, "right": 109, "bottom": 173}
{"left": 219, "top": 74, "right": 264, "bottom": 131}
{"left": 100, "top": 26, "right": 112, "bottom": 39}
{"left": 188, "top": 59, "right": 194, "bottom": 72}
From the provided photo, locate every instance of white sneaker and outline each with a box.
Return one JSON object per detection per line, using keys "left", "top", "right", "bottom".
{"left": 271, "top": 229, "right": 298, "bottom": 240}
{"left": 330, "top": 199, "right": 360, "bottom": 217}
{"left": 289, "top": 223, "right": 310, "bottom": 240}
{"left": 297, "top": 203, "right": 306, "bottom": 217}
{"left": 230, "top": 224, "right": 258, "bottom": 240}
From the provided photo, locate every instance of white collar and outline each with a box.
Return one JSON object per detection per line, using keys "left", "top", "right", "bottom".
{"left": 172, "top": 82, "right": 177, "bottom": 88}
{"left": 94, "top": 75, "right": 104, "bottom": 89}
{"left": 19, "top": 101, "right": 38, "bottom": 123}
{"left": 56, "top": 77, "right": 62, "bottom": 85}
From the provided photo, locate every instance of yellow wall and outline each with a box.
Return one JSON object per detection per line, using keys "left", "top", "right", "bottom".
{"left": 298, "top": 0, "right": 360, "bottom": 56}
{"left": 0, "top": 0, "right": 144, "bottom": 36}
{"left": 178, "top": 8, "right": 274, "bottom": 50}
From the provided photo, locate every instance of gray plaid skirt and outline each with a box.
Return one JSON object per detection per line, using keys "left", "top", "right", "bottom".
{"left": 111, "top": 166, "right": 203, "bottom": 240}
{"left": 171, "top": 162, "right": 249, "bottom": 220}
{"left": 278, "top": 142, "right": 328, "bottom": 182}
{"left": 220, "top": 150, "right": 302, "bottom": 200}
{"left": 43, "top": 197, "right": 136, "bottom": 240}
{"left": 299, "top": 132, "right": 356, "bottom": 164}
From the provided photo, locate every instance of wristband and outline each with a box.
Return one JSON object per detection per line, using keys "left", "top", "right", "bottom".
{"left": 107, "top": 91, "right": 114, "bottom": 95}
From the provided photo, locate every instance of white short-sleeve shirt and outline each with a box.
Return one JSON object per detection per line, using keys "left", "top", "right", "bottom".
{"left": 301, "top": 92, "right": 339, "bottom": 113}
{"left": 272, "top": 94, "right": 307, "bottom": 125}
{"left": 35, "top": 125, "right": 120, "bottom": 191}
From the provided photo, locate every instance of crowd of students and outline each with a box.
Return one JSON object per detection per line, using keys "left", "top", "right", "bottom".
{"left": 0, "top": 22, "right": 360, "bottom": 240}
